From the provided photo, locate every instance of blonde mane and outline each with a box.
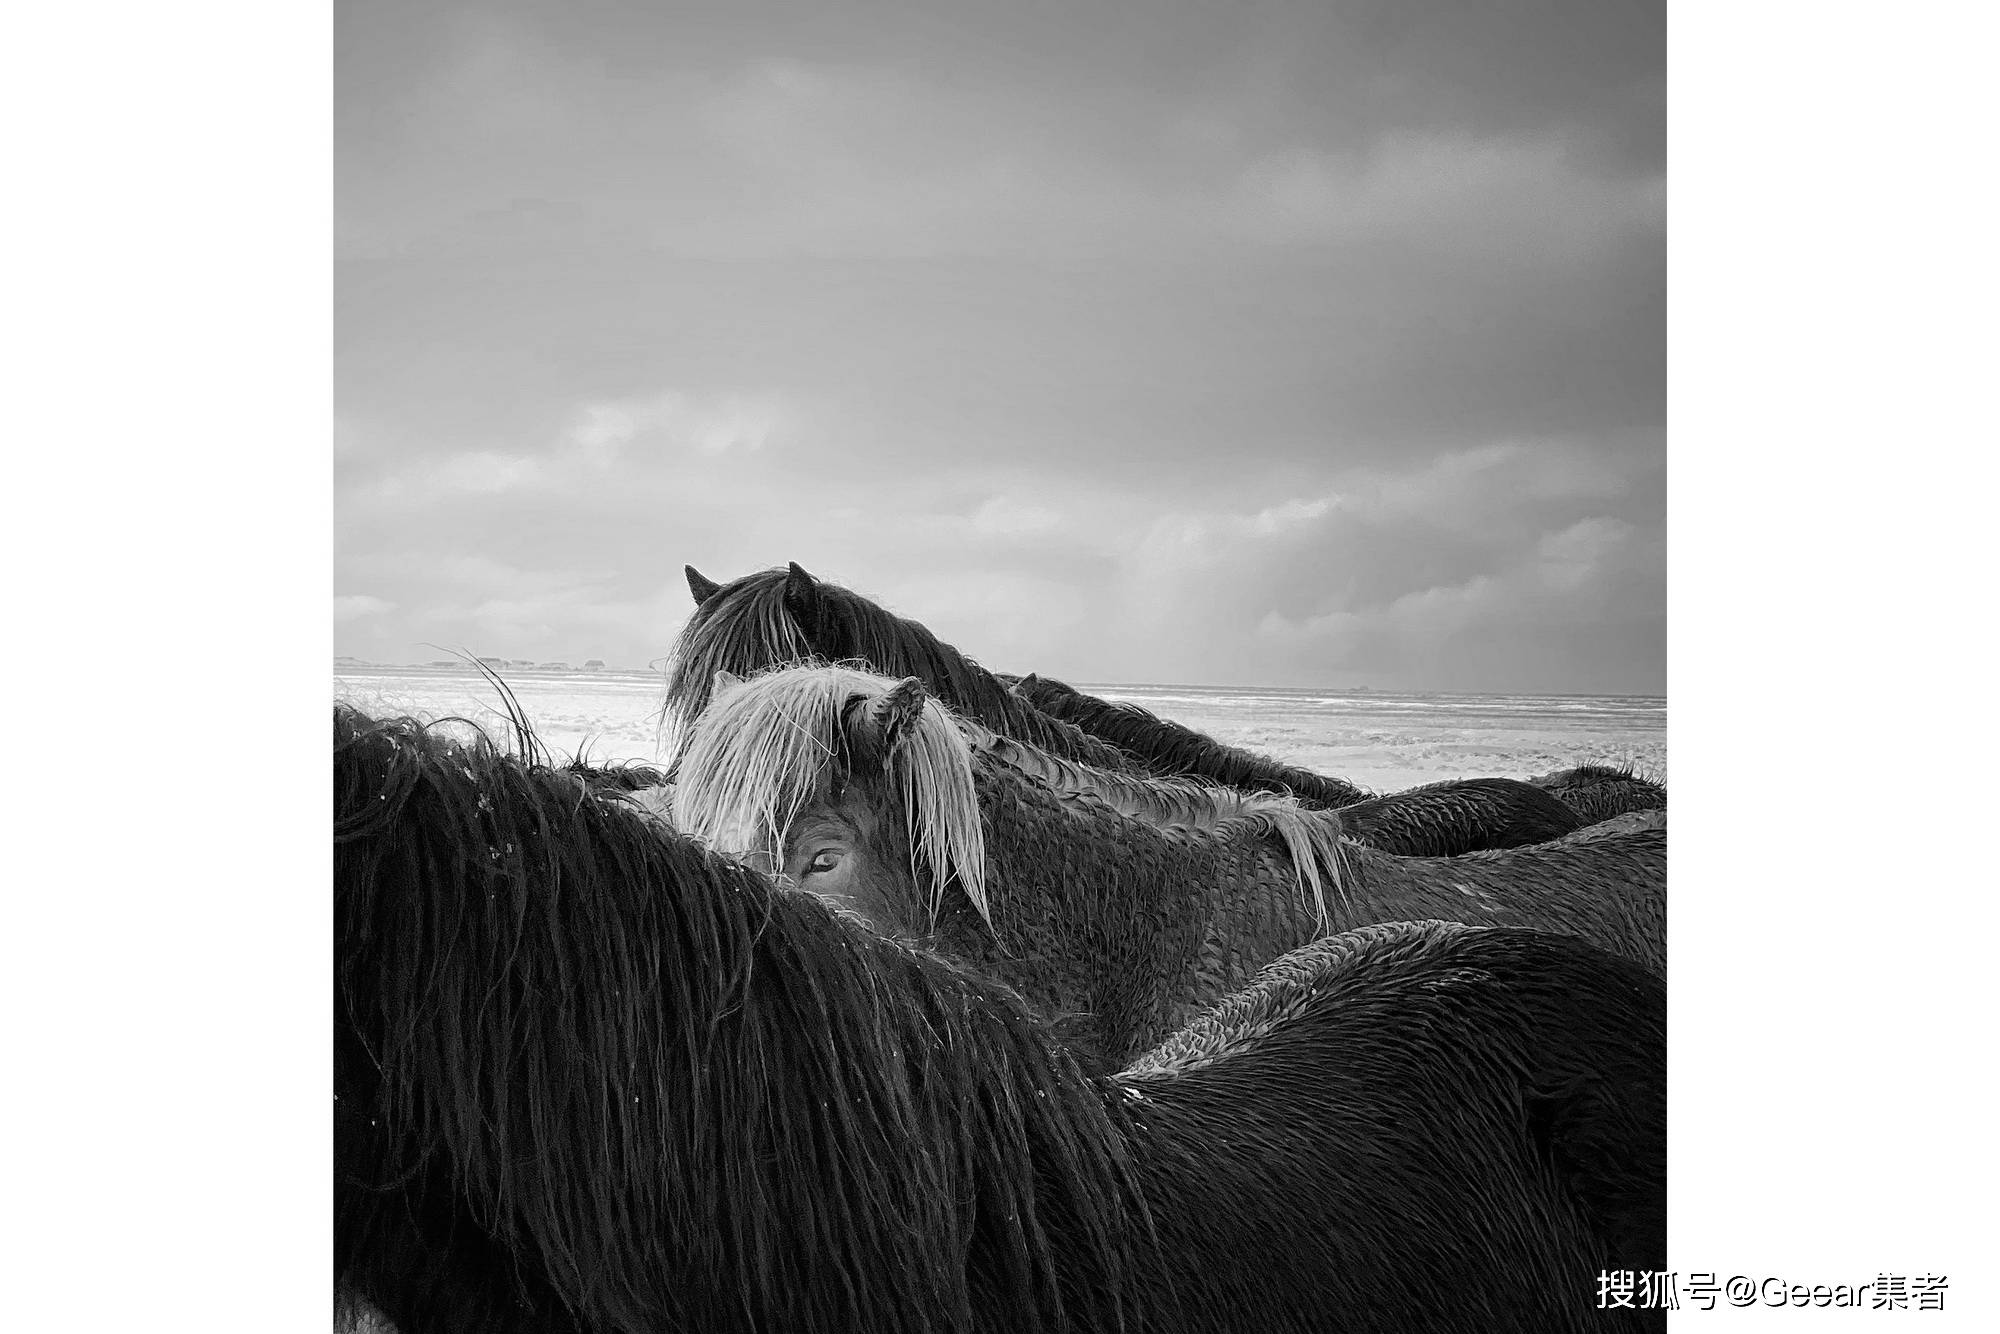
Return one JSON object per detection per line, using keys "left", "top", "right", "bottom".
{"left": 671, "top": 665, "right": 989, "bottom": 923}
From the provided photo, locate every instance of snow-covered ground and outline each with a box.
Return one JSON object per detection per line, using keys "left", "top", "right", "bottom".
{"left": 334, "top": 667, "right": 1663, "bottom": 794}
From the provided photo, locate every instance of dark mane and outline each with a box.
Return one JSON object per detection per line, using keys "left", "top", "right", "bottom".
{"left": 336, "top": 704, "right": 1148, "bottom": 1334}
{"left": 1334, "top": 777, "right": 1583, "bottom": 856}
{"left": 1014, "top": 674, "right": 1372, "bottom": 807}
{"left": 337, "top": 703, "right": 1666, "bottom": 1333}
{"left": 663, "top": 566, "right": 1139, "bottom": 771}
{"left": 1529, "top": 765, "right": 1668, "bottom": 823}
{"left": 563, "top": 757, "right": 669, "bottom": 793}
{"left": 1533, "top": 764, "right": 1649, "bottom": 787}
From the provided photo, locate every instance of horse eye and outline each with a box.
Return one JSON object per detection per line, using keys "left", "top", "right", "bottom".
{"left": 805, "top": 849, "right": 842, "bottom": 875}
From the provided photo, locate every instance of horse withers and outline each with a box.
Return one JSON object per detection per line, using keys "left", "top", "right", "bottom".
{"left": 336, "top": 702, "right": 1665, "bottom": 1333}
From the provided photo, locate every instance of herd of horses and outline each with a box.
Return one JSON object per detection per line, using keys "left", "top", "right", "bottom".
{"left": 335, "top": 561, "right": 1669, "bottom": 1333}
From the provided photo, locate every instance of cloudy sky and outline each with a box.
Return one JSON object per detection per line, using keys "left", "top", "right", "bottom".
{"left": 336, "top": 0, "right": 1663, "bottom": 694}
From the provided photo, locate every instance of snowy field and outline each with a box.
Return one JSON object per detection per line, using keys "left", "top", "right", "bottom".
{"left": 333, "top": 666, "right": 1664, "bottom": 794}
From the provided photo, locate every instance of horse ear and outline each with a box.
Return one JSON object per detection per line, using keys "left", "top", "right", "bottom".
{"left": 862, "top": 677, "right": 928, "bottom": 753}
{"left": 685, "top": 564, "right": 721, "bottom": 605}
{"left": 710, "top": 669, "right": 743, "bottom": 699}
{"left": 783, "top": 561, "right": 821, "bottom": 619}
{"left": 1015, "top": 672, "right": 1041, "bottom": 694}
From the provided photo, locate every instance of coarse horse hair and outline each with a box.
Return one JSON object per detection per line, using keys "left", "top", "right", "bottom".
{"left": 336, "top": 704, "right": 1143, "bottom": 1334}
{"left": 964, "top": 725, "right": 1578, "bottom": 857}
{"left": 671, "top": 666, "right": 1352, "bottom": 1063}
{"left": 1011, "top": 671, "right": 1373, "bottom": 806}
{"left": 665, "top": 563, "right": 1139, "bottom": 772}
{"left": 961, "top": 718, "right": 1332, "bottom": 834}
{"left": 336, "top": 703, "right": 1665, "bottom": 1332}
{"left": 1329, "top": 777, "right": 1583, "bottom": 856}
{"left": 565, "top": 756, "right": 669, "bottom": 794}
{"left": 967, "top": 719, "right": 1667, "bottom": 977}
{"left": 669, "top": 663, "right": 992, "bottom": 923}
{"left": 1548, "top": 809, "right": 1667, "bottom": 842}
{"left": 672, "top": 667, "right": 1664, "bottom": 1064}
{"left": 673, "top": 665, "right": 1348, "bottom": 927}
{"left": 1530, "top": 764, "right": 1669, "bottom": 824}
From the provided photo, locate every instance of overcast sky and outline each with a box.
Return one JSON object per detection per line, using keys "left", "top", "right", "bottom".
{"left": 336, "top": 0, "right": 1663, "bottom": 694}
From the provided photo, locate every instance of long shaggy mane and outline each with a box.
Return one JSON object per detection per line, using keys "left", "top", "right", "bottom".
{"left": 670, "top": 665, "right": 990, "bottom": 922}
{"left": 335, "top": 704, "right": 1666, "bottom": 1332}
{"left": 662, "top": 567, "right": 1138, "bottom": 772}
{"left": 675, "top": 667, "right": 1347, "bottom": 929}
{"left": 335, "top": 704, "right": 1148, "bottom": 1334}
{"left": 1013, "top": 674, "right": 1372, "bottom": 807}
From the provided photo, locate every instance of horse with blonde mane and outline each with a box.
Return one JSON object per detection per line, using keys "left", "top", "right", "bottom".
{"left": 669, "top": 561, "right": 1139, "bottom": 771}
{"left": 336, "top": 703, "right": 1665, "bottom": 1333}
{"left": 673, "top": 665, "right": 1348, "bottom": 1064}
{"left": 671, "top": 564, "right": 1588, "bottom": 857}
{"left": 672, "top": 667, "right": 1666, "bottom": 1066}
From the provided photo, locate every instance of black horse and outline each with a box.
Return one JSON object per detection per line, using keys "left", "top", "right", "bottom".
{"left": 674, "top": 666, "right": 1665, "bottom": 1067}
{"left": 670, "top": 562, "right": 1137, "bottom": 771}
{"left": 1012, "top": 670, "right": 1371, "bottom": 806}
{"left": 1531, "top": 764, "right": 1668, "bottom": 824}
{"left": 337, "top": 704, "right": 1665, "bottom": 1333}
{"left": 1298, "top": 775, "right": 1582, "bottom": 854}
{"left": 672, "top": 564, "right": 1581, "bottom": 856}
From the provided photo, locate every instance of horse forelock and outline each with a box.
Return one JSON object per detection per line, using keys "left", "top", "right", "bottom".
{"left": 673, "top": 665, "right": 989, "bottom": 925}
{"left": 670, "top": 663, "right": 846, "bottom": 874}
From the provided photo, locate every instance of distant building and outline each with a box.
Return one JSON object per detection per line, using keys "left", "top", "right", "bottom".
{"left": 477, "top": 657, "right": 505, "bottom": 669}
{"left": 583, "top": 659, "right": 606, "bottom": 671}
{"left": 536, "top": 661, "right": 570, "bottom": 671}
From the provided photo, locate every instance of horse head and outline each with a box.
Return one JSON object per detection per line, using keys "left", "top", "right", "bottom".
{"left": 673, "top": 666, "right": 989, "bottom": 936}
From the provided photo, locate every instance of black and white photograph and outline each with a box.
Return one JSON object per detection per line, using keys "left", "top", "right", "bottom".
{"left": 335, "top": 4, "right": 1670, "bottom": 1328}
{"left": 10, "top": 1, "right": 1994, "bottom": 1331}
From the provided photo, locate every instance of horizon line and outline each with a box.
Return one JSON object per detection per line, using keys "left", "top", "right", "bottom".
{"left": 332, "top": 657, "right": 1665, "bottom": 702}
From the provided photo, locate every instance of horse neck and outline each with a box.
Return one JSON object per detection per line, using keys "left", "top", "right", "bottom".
{"left": 1333, "top": 831, "right": 1668, "bottom": 975}
{"left": 969, "top": 729, "right": 1227, "bottom": 829}
{"left": 950, "top": 761, "right": 1323, "bottom": 1064}
{"left": 1032, "top": 688, "right": 1370, "bottom": 805}
{"left": 866, "top": 638, "right": 1134, "bottom": 772}
{"left": 342, "top": 761, "right": 1155, "bottom": 1331}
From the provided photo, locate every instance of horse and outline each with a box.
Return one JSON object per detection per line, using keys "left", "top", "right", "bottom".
{"left": 961, "top": 706, "right": 1581, "bottom": 856}
{"left": 1011, "top": 670, "right": 1372, "bottom": 807}
{"left": 1017, "top": 676, "right": 1662, "bottom": 851}
{"left": 336, "top": 703, "right": 1666, "bottom": 1333}
{"left": 671, "top": 666, "right": 1666, "bottom": 1066}
{"left": 668, "top": 562, "right": 1138, "bottom": 771}
{"left": 1530, "top": 764, "right": 1669, "bottom": 824}
{"left": 1295, "top": 776, "right": 1582, "bottom": 854}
